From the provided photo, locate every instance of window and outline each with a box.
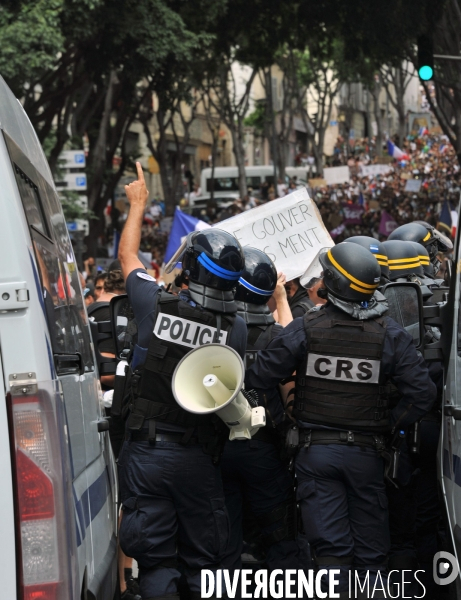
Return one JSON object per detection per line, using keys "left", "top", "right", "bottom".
{"left": 14, "top": 165, "right": 51, "bottom": 239}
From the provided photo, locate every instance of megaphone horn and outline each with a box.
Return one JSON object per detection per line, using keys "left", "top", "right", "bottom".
{"left": 172, "top": 343, "right": 265, "bottom": 440}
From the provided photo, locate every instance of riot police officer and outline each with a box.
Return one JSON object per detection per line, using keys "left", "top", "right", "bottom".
{"left": 388, "top": 222, "right": 449, "bottom": 280}
{"left": 382, "top": 238, "right": 444, "bottom": 597}
{"left": 220, "top": 247, "right": 299, "bottom": 575}
{"left": 343, "top": 236, "right": 390, "bottom": 284}
{"left": 117, "top": 163, "right": 248, "bottom": 600}
{"left": 245, "top": 243, "right": 436, "bottom": 597}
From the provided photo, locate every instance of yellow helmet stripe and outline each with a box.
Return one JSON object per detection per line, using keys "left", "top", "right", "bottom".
{"left": 350, "top": 282, "right": 377, "bottom": 294}
{"left": 377, "top": 260, "right": 388, "bottom": 266}
{"left": 418, "top": 256, "right": 430, "bottom": 264}
{"left": 374, "top": 254, "right": 388, "bottom": 261}
{"left": 423, "top": 232, "right": 431, "bottom": 242}
{"left": 388, "top": 257, "right": 422, "bottom": 264}
{"left": 327, "top": 250, "right": 377, "bottom": 290}
{"left": 389, "top": 262, "right": 420, "bottom": 270}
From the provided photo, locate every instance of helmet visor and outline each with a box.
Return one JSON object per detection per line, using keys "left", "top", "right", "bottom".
{"left": 300, "top": 247, "right": 331, "bottom": 288}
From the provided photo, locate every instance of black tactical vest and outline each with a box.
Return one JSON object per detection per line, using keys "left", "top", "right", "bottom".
{"left": 293, "top": 305, "right": 391, "bottom": 433}
{"left": 128, "top": 291, "right": 235, "bottom": 431}
{"left": 245, "top": 323, "right": 283, "bottom": 368}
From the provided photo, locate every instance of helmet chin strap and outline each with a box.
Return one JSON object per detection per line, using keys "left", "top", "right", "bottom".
{"left": 188, "top": 281, "right": 238, "bottom": 313}
{"left": 235, "top": 301, "right": 275, "bottom": 325}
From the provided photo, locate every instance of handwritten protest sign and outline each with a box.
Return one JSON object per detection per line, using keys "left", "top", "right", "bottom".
{"left": 216, "top": 188, "right": 334, "bottom": 281}
{"left": 360, "top": 164, "right": 393, "bottom": 177}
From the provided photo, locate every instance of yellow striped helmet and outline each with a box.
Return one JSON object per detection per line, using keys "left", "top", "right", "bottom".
{"left": 343, "top": 236, "right": 389, "bottom": 279}
{"left": 382, "top": 240, "right": 424, "bottom": 280}
{"left": 388, "top": 223, "right": 438, "bottom": 260}
{"left": 319, "top": 244, "right": 381, "bottom": 302}
{"left": 407, "top": 241, "right": 434, "bottom": 278}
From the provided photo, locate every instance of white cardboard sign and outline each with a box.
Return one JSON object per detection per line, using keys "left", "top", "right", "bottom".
{"left": 216, "top": 188, "right": 334, "bottom": 281}
{"left": 323, "top": 166, "right": 350, "bottom": 185}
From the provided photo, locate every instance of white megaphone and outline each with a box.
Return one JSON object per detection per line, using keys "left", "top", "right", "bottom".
{"left": 172, "top": 343, "right": 266, "bottom": 440}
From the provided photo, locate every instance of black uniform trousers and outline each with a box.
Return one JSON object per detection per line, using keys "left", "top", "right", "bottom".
{"left": 118, "top": 438, "right": 229, "bottom": 599}
{"left": 296, "top": 443, "right": 390, "bottom": 597}
{"left": 220, "top": 438, "right": 299, "bottom": 575}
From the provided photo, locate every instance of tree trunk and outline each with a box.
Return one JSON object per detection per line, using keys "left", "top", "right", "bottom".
{"left": 232, "top": 120, "right": 248, "bottom": 198}
{"left": 209, "top": 128, "right": 218, "bottom": 204}
{"left": 88, "top": 70, "right": 117, "bottom": 211}
{"left": 398, "top": 111, "right": 406, "bottom": 148}
{"left": 372, "top": 81, "right": 384, "bottom": 157}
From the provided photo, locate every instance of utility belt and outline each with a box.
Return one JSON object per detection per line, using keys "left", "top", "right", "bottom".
{"left": 299, "top": 429, "right": 386, "bottom": 452}
{"left": 126, "top": 430, "right": 200, "bottom": 445}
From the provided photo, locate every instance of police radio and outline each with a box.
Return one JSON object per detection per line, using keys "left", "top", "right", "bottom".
{"left": 171, "top": 343, "right": 266, "bottom": 440}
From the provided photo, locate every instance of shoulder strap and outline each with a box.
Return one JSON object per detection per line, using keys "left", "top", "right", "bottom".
{"left": 87, "top": 301, "right": 110, "bottom": 316}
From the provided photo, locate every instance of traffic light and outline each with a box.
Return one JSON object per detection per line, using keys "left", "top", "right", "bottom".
{"left": 417, "top": 35, "right": 434, "bottom": 81}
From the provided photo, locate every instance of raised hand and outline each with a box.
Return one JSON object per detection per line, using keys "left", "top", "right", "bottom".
{"left": 125, "top": 161, "right": 149, "bottom": 209}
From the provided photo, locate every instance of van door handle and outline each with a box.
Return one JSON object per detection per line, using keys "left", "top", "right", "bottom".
{"left": 444, "top": 405, "right": 461, "bottom": 420}
{"left": 97, "top": 418, "right": 110, "bottom": 432}
{"left": 54, "top": 353, "right": 84, "bottom": 376}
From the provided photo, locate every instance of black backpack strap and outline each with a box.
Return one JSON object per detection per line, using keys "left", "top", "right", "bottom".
{"left": 87, "top": 301, "right": 110, "bottom": 316}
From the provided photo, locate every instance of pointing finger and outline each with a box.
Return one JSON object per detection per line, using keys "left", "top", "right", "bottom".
{"left": 136, "top": 161, "right": 145, "bottom": 184}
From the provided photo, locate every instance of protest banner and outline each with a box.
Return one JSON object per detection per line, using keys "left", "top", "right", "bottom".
{"left": 342, "top": 203, "right": 364, "bottom": 225}
{"left": 323, "top": 166, "right": 350, "bottom": 185}
{"left": 360, "top": 164, "right": 393, "bottom": 177}
{"left": 308, "top": 178, "right": 327, "bottom": 188}
{"left": 216, "top": 188, "right": 334, "bottom": 281}
{"left": 378, "top": 210, "right": 398, "bottom": 237}
{"left": 404, "top": 179, "right": 422, "bottom": 193}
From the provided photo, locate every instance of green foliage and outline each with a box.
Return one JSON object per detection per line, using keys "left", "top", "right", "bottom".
{"left": 243, "top": 102, "right": 266, "bottom": 132}
{"left": 0, "top": 0, "right": 64, "bottom": 95}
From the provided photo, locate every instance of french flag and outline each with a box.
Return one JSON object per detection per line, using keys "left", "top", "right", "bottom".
{"left": 419, "top": 126, "right": 429, "bottom": 137}
{"left": 163, "top": 207, "right": 210, "bottom": 266}
{"left": 439, "top": 200, "right": 458, "bottom": 239}
{"left": 387, "top": 140, "right": 409, "bottom": 161}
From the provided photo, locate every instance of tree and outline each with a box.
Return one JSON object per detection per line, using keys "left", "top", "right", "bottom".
{"left": 410, "top": 0, "right": 461, "bottom": 163}
{"left": 0, "top": 0, "right": 225, "bottom": 247}
{"left": 204, "top": 60, "right": 258, "bottom": 198}
{"left": 286, "top": 41, "right": 351, "bottom": 176}
{"left": 381, "top": 63, "right": 414, "bottom": 145}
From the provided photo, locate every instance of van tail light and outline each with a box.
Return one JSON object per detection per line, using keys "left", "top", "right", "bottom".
{"left": 7, "top": 383, "right": 78, "bottom": 600}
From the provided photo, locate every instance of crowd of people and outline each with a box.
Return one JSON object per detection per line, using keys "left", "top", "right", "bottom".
{"left": 87, "top": 132, "right": 458, "bottom": 282}
{"left": 101, "top": 160, "right": 451, "bottom": 600}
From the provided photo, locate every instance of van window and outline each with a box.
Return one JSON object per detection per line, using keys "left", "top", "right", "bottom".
{"left": 14, "top": 165, "right": 51, "bottom": 239}
{"left": 206, "top": 176, "right": 261, "bottom": 192}
{"left": 13, "top": 165, "right": 89, "bottom": 363}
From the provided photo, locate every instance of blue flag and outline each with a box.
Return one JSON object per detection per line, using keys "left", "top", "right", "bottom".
{"left": 164, "top": 207, "right": 210, "bottom": 264}
{"left": 438, "top": 200, "right": 452, "bottom": 235}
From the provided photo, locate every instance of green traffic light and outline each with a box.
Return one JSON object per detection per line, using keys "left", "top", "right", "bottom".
{"left": 419, "top": 65, "right": 433, "bottom": 80}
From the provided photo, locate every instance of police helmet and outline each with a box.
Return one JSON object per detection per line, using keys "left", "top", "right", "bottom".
{"left": 382, "top": 240, "right": 424, "bottom": 280}
{"left": 319, "top": 244, "right": 381, "bottom": 303}
{"left": 343, "top": 236, "right": 389, "bottom": 279}
{"left": 182, "top": 229, "right": 244, "bottom": 291}
{"left": 413, "top": 220, "right": 453, "bottom": 252}
{"left": 235, "top": 247, "right": 277, "bottom": 305}
{"left": 388, "top": 223, "right": 438, "bottom": 260}
{"left": 407, "top": 241, "right": 435, "bottom": 278}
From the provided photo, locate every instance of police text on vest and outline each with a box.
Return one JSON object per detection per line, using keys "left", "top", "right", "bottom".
{"left": 306, "top": 353, "right": 380, "bottom": 384}
{"left": 153, "top": 314, "right": 228, "bottom": 348}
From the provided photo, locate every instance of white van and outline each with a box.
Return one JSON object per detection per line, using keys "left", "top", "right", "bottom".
{"left": 0, "top": 76, "right": 117, "bottom": 599}
{"left": 199, "top": 165, "right": 313, "bottom": 199}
